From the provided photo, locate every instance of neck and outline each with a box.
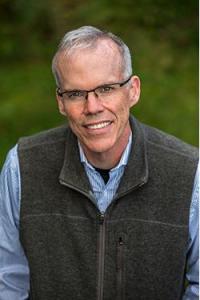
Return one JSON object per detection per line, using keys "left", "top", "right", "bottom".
{"left": 81, "top": 126, "right": 131, "bottom": 169}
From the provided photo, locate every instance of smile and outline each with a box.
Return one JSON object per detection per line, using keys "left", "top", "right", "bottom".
{"left": 85, "top": 121, "right": 112, "bottom": 130}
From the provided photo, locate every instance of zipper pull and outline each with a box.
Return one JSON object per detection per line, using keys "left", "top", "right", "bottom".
{"left": 118, "top": 237, "right": 123, "bottom": 246}
{"left": 99, "top": 213, "right": 105, "bottom": 225}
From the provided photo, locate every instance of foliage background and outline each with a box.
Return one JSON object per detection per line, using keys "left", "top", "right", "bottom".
{"left": 0, "top": 0, "right": 198, "bottom": 167}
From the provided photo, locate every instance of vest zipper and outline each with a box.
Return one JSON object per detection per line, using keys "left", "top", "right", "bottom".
{"left": 117, "top": 237, "right": 124, "bottom": 300}
{"left": 97, "top": 213, "right": 106, "bottom": 300}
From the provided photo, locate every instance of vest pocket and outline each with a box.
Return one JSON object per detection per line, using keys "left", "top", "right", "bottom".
{"left": 116, "top": 237, "right": 125, "bottom": 300}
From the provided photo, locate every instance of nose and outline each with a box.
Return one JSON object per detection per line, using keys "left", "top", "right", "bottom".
{"left": 83, "top": 91, "right": 104, "bottom": 115}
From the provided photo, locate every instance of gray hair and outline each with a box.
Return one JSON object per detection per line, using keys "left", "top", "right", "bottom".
{"left": 52, "top": 26, "right": 133, "bottom": 87}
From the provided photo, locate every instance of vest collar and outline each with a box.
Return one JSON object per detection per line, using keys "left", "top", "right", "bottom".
{"left": 116, "top": 116, "right": 149, "bottom": 198}
{"left": 59, "top": 128, "right": 92, "bottom": 198}
{"left": 59, "top": 116, "right": 149, "bottom": 198}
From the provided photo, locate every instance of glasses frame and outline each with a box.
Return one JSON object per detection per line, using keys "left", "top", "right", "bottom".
{"left": 56, "top": 75, "right": 132, "bottom": 101}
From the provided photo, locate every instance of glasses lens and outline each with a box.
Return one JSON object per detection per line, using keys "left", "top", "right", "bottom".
{"left": 64, "top": 90, "right": 86, "bottom": 101}
{"left": 96, "top": 84, "right": 118, "bottom": 98}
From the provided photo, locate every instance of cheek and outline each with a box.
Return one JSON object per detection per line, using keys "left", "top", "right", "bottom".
{"left": 64, "top": 105, "right": 82, "bottom": 123}
{"left": 64, "top": 107, "right": 86, "bottom": 137}
{"left": 114, "top": 99, "right": 131, "bottom": 121}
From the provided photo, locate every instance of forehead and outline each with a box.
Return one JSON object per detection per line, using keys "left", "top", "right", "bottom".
{"left": 56, "top": 39, "right": 124, "bottom": 87}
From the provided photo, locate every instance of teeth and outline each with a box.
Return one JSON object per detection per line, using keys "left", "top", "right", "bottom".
{"left": 87, "top": 121, "right": 110, "bottom": 129}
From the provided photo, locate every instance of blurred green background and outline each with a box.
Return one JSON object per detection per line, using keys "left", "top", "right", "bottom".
{"left": 0, "top": 0, "right": 198, "bottom": 168}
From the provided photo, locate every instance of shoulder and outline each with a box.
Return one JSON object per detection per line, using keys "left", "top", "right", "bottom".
{"left": 17, "top": 125, "right": 76, "bottom": 172}
{"left": 1, "top": 145, "right": 19, "bottom": 172}
{"left": 140, "top": 122, "right": 198, "bottom": 160}
{"left": 0, "top": 145, "right": 20, "bottom": 222}
{"left": 18, "top": 125, "right": 69, "bottom": 151}
{"left": 1, "top": 145, "right": 20, "bottom": 188}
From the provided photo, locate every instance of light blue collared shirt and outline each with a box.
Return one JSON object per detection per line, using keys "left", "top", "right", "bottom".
{"left": 0, "top": 141, "right": 199, "bottom": 300}
{"left": 78, "top": 133, "right": 132, "bottom": 213}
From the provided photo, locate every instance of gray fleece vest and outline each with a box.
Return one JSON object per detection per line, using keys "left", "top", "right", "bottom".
{"left": 18, "top": 116, "right": 198, "bottom": 300}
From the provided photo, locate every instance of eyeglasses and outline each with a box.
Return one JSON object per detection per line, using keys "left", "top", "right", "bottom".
{"left": 56, "top": 75, "right": 132, "bottom": 102}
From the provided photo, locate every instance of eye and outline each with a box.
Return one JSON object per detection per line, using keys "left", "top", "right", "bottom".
{"left": 98, "top": 85, "right": 115, "bottom": 93}
{"left": 67, "top": 90, "right": 85, "bottom": 99}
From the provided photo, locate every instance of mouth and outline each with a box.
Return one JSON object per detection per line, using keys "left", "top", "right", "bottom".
{"left": 84, "top": 121, "right": 112, "bottom": 130}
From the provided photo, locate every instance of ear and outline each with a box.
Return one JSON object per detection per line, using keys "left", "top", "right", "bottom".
{"left": 56, "top": 92, "right": 67, "bottom": 116}
{"left": 129, "top": 76, "right": 141, "bottom": 108}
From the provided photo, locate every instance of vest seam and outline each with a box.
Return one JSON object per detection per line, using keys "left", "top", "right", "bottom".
{"left": 20, "top": 213, "right": 94, "bottom": 220}
{"left": 107, "top": 217, "right": 188, "bottom": 228}
{"left": 20, "top": 213, "right": 188, "bottom": 228}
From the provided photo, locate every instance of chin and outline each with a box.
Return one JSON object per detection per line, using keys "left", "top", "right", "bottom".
{"left": 85, "top": 140, "right": 116, "bottom": 154}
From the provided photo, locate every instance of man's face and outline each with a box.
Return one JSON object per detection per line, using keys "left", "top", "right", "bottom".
{"left": 56, "top": 39, "right": 140, "bottom": 161}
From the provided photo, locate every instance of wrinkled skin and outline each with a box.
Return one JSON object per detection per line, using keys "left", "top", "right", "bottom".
{"left": 56, "top": 39, "right": 140, "bottom": 169}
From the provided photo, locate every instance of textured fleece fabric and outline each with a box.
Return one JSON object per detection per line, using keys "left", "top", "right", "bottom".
{"left": 18, "top": 116, "right": 198, "bottom": 300}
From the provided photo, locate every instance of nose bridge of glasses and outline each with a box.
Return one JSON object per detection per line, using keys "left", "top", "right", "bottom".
{"left": 83, "top": 89, "right": 104, "bottom": 114}
{"left": 85, "top": 87, "right": 99, "bottom": 100}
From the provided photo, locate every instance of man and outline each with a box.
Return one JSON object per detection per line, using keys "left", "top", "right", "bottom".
{"left": 0, "top": 26, "right": 198, "bottom": 300}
